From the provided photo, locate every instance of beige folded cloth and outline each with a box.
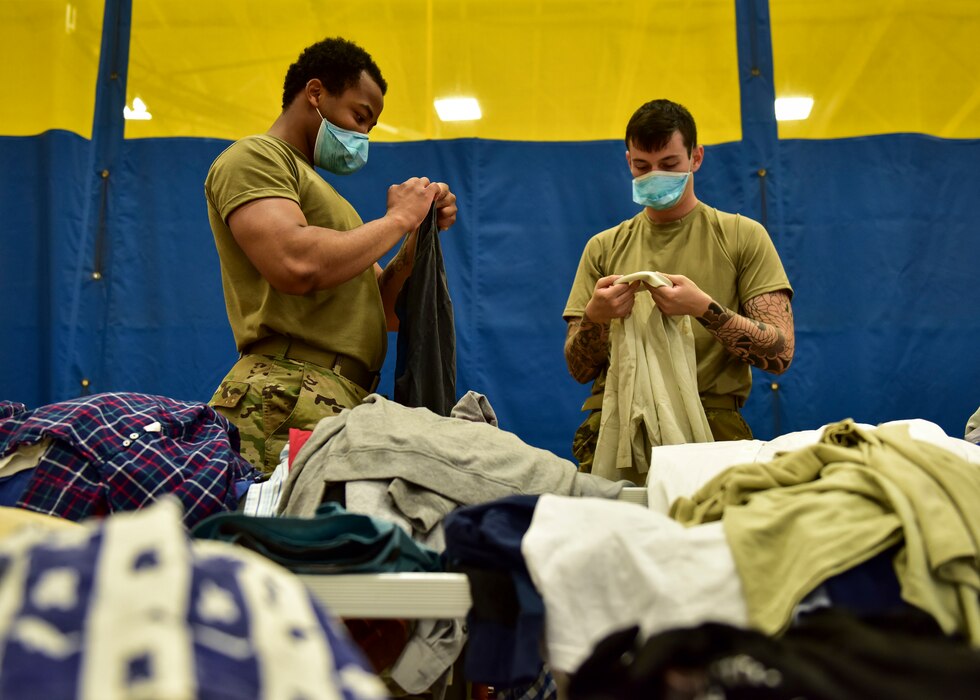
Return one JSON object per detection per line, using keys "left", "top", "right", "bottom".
{"left": 594, "top": 293, "right": 712, "bottom": 484}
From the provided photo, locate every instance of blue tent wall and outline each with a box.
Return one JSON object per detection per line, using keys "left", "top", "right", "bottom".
{"left": 2, "top": 0, "right": 978, "bottom": 458}
{"left": 0, "top": 131, "right": 93, "bottom": 405}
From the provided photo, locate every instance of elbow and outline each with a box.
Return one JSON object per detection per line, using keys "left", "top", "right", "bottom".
{"left": 564, "top": 332, "right": 603, "bottom": 384}
{"left": 768, "top": 352, "right": 794, "bottom": 375}
{"left": 266, "top": 261, "right": 320, "bottom": 296}
{"left": 385, "top": 310, "right": 400, "bottom": 333}
{"left": 565, "top": 356, "right": 599, "bottom": 384}
{"left": 563, "top": 351, "right": 583, "bottom": 383}
{"left": 269, "top": 274, "right": 316, "bottom": 296}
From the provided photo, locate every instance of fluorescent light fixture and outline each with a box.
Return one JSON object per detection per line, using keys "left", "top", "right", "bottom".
{"left": 65, "top": 3, "right": 77, "bottom": 33}
{"left": 124, "top": 97, "right": 152, "bottom": 121}
{"left": 774, "top": 96, "right": 813, "bottom": 121}
{"left": 434, "top": 97, "right": 482, "bottom": 122}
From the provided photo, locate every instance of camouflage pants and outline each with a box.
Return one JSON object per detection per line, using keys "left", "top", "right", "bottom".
{"left": 208, "top": 354, "right": 368, "bottom": 472}
{"left": 572, "top": 407, "right": 753, "bottom": 473}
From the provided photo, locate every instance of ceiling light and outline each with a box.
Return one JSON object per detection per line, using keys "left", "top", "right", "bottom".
{"left": 774, "top": 97, "right": 813, "bottom": 122}
{"left": 124, "top": 97, "right": 152, "bottom": 121}
{"left": 65, "top": 3, "right": 77, "bottom": 33}
{"left": 434, "top": 97, "right": 481, "bottom": 122}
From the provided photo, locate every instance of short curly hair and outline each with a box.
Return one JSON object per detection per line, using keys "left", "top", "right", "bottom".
{"left": 625, "top": 99, "right": 697, "bottom": 155}
{"left": 281, "top": 37, "right": 387, "bottom": 110}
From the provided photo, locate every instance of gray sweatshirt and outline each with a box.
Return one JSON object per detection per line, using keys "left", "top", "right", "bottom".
{"left": 278, "top": 394, "right": 627, "bottom": 519}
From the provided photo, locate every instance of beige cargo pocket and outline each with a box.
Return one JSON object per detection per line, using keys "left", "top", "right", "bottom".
{"left": 209, "top": 380, "right": 250, "bottom": 409}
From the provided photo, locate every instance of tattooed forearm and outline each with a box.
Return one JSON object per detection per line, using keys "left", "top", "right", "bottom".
{"left": 378, "top": 246, "right": 410, "bottom": 290}
{"left": 696, "top": 291, "right": 795, "bottom": 374}
{"left": 565, "top": 315, "right": 611, "bottom": 383}
{"left": 377, "top": 235, "right": 418, "bottom": 331}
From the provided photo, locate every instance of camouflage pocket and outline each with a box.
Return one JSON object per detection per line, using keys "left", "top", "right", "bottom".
{"left": 275, "top": 364, "right": 364, "bottom": 434}
{"left": 572, "top": 410, "right": 602, "bottom": 473}
{"left": 259, "top": 364, "right": 358, "bottom": 470}
{"left": 209, "top": 380, "right": 249, "bottom": 409}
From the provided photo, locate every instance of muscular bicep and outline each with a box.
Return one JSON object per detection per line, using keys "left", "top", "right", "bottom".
{"left": 227, "top": 197, "right": 322, "bottom": 295}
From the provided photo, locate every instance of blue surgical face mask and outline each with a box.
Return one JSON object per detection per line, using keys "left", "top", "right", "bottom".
{"left": 632, "top": 163, "right": 692, "bottom": 210}
{"left": 313, "top": 107, "right": 369, "bottom": 174}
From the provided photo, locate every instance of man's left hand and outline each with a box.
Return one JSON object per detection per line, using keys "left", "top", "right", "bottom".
{"left": 432, "top": 182, "right": 458, "bottom": 230}
{"left": 644, "top": 274, "right": 712, "bottom": 317}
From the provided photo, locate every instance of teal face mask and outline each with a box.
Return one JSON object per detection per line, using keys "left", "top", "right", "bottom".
{"left": 632, "top": 166, "right": 691, "bottom": 210}
{"left": 314, "top": 108, "right": 369, "bottom": 174}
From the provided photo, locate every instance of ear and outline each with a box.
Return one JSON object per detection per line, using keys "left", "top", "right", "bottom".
{"left": 691, "top": 144, "right": 705, "bottom": 173}
{"left": 305, "top": 78, "right": 324, "bottom": 108}
{"left": 625, "top": 149, "right": 632, "bottom": 170}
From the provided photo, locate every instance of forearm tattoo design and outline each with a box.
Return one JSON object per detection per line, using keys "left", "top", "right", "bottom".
{"left": 565, "top": 315, "right": 610, "bottom": 383}
{"left": 379, "top": 246, "right": 409, "bottom": 289}
{"left": 696, "top": 292, "right": 795, "bottom": 373}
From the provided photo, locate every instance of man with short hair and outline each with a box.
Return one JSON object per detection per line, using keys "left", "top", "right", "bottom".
{"left": 563, "top": 99, "right": 794, "bottom": 471}
{"left": 205, "top": 37, "right": 458, "bottom": 471}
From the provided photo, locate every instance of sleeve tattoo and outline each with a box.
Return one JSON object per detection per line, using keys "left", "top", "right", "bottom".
{"left": 696, "top": 291, "right": 795, "bottom": 374}
{"left": 564, "top": 314, "right": 610, "bottom": 383}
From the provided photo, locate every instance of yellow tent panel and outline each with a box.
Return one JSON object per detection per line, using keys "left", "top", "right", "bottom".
{"left": 123, "top": 0, "right": 742, "bottom": 144}
{"left": 0, "top": 0, "right": 104, "bottom": 138}
{"left": 772, "top": 0, "right": 980, "bottom": 139}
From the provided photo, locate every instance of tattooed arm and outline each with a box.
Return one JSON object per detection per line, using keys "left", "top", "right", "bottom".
{"left": 564, "top": 274, "right": 640, "bottom": 382}
{"left": 564, "top": 314, "right": 611, "bottom": 383}
{"left": 645, "top": 275, "right": 794, "bottom": 374}
{"left": 376, "top": 231, "right": 417, "bottom": 332}
{"left": 697, "top": 291, "right": 795, "bottom": 374}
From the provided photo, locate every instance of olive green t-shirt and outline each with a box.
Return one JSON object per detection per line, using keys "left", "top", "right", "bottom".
{"left": 205, "top": 134, "right": 386, "bottom": 371}
{"left": 563, "top": 202, "right": 793, "bottom": 407}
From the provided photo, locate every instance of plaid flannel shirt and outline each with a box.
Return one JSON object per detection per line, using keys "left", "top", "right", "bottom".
{"left": 0, "top": 392, "right": 255, "bottom": 527}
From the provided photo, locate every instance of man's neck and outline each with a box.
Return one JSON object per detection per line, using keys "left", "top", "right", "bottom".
{"left": 267, "top": 110, "right": 314, "bottom": 164}
{"left": 643, "top": 192, "right": 700, "bottom": 224}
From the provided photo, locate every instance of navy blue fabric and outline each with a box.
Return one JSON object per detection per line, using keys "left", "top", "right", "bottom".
{"left": 821, "top": 545, "right": 906, "bottom": 616}
{"left": 443, "top": 495, "right": 543, "bottom": 687}
{"left": 0, "top": 471, "right": 33, "bottom": 507}
{"left": 394, "top": 203, "right": 457, "bottom": 415}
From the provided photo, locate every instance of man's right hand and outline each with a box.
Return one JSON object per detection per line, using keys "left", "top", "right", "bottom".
{"left": 386, "top": 177, "right": 439, "bottom": 231}
{"left": 584, "top": 275, "right": 639, "bottom": 324}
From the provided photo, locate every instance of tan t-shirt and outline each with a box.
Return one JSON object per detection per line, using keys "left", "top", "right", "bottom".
{"left": 205, "top": 134, "right": 386, "bottom": 371}
{"left": 563, "top": 202, "right": 793, "bottom": 407}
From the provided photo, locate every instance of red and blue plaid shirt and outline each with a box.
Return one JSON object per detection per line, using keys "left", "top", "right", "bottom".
{"left": 0, "top": 392, "right": 255, "bottom": 527}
